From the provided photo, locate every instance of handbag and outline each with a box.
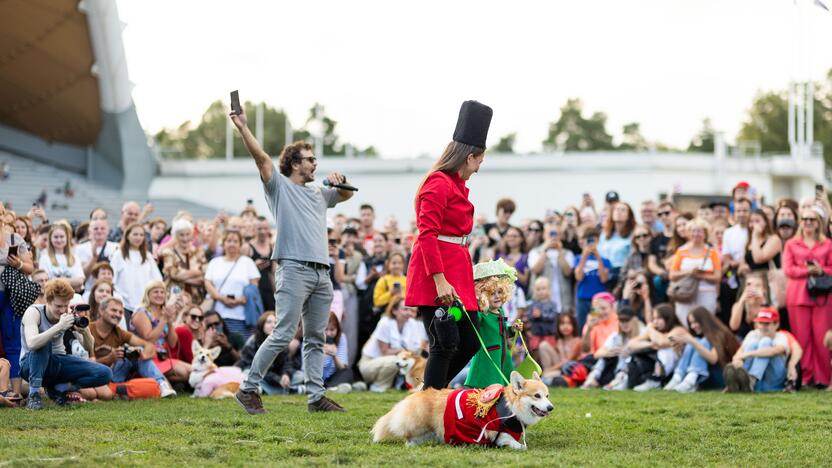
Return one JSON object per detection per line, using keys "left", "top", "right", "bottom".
{"left": 807, "top": 273, "right": 832, "bottom": 297}
{"left": 767, "top": 260, "right": 787, "bottom": 308}
{"left": 201, "top": 258, "right": 240, "bottom": 312}
{"left": 667, "top": 248, "right": 709, "bottom": 304}
{"left": 1, "top": 265, "right": 41, "bottom": 318}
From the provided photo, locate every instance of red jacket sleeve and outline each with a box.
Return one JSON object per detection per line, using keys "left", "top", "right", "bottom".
{"left": 782, "top": 241, "right": 807, "bottom": 280}
{"left": 417, "top": 174, "right": 449, "bottom": 276}
{"left": 823, "top": 240, "right": 832, "bottom": 276}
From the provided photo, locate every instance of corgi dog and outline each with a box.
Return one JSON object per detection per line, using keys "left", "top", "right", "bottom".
{"left": 372, "top": 371, "right": 552, "bottom": 450}
{"left": 189, "top": 340, "right": 244, "bottom": 399}
{"left": 396, "top": 350, "right": 427, "bottom": 391}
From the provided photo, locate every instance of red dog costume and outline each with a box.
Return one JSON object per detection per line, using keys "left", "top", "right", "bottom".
{"left": 443, "top": 385, "right": 523, "bottom": 446}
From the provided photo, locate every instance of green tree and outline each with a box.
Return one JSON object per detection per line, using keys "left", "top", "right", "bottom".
{"left": 543, "top": 98, "right": 615, "bottom": 151}
{"left": 493, "top": 132, "right": 516, "bottom": 153}
{"left": 618, "top": 122, "right": 648, "bottom": 151}
{"left": 687, "top": 118, "right": 716, "bottom": 153}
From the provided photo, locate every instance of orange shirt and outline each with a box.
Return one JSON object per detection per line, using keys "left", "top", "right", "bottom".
{"left": 583, "top": 313, "right": 620, "bottom": 355}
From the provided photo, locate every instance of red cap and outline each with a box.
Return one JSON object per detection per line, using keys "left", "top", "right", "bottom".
{"left": 734, "top": 181, "right": 750, "bottom": 190}
{"left": 753, "top": 308, "right": 780, "bottom": 323}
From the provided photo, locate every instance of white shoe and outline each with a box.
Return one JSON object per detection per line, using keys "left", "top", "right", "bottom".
{"left": 604, "top": 372, "right": 628, "bottom": 391}
{"left": 634, "top": 379, "right": 662, "bottom": 392}
{"left": 159, "top": 381, "right": 177, "bottom": 398}
{"left": 329, "top": 383, "right": 352, "bottom": 394}
{"left": 675, "top": 373, "right": 699, "bottom": 393}
{"left": 663, "top": 374, "right": 682, "bottom": 391}
{"left": 351, "top": 382, "right": 368, "bottom": 392}
{"left": 369, "top": 384, "right": 387, "bottom": 393}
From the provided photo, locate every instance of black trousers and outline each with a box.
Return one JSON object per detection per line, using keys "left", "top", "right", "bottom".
{"left": 419, "top": 306, "right": 480, "bottom": 389}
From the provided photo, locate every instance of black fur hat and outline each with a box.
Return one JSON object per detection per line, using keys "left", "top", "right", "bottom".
{"left": 452, "top": 100, "right": 493, "bottom": 149}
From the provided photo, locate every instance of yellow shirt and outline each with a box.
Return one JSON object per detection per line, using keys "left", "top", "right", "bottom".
{"left": 373, "top": 274, "right": 407, "bottom": 309}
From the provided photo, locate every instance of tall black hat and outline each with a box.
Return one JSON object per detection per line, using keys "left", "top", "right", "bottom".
{"left": 452, "top": 100, "right": 493, "bottom": 149}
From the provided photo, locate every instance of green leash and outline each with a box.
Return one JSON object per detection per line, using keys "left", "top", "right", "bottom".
{"left": 461, "top": 306, "right": 511, "bottom": 386}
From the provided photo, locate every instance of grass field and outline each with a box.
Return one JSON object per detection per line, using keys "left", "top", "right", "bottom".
{"left": 1, "top": 389, "right": 830, "bottom": 467}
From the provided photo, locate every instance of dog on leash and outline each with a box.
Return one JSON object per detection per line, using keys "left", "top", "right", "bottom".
{"left": 189, "top": 340, "right": 243, "bottom": 399}
{"left": 372, "top": 371, "right": 552, "bottom": 449}
{"left": 396, "top": 350, "right": 427, "bottom": 391}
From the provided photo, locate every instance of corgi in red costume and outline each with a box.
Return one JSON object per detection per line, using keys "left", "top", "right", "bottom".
{"left": 372, "top": 371, "right": 553, "bottom": 449}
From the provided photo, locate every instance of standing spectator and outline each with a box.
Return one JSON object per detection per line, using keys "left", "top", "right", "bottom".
{"left": 74, "top": 219, "right": 119, "bottom": 291}
{"left": 372, "top": 252, "right": 406, "bottom": 313}
{"left": 236, "top": 311, "right": 292, "bottom": 395}
{"left": 327, "top": 229, "right": 346, "bottom": 321}
{"left": 359, "top": 204, "right": 379, "bottom": 253}
{"left": 493, "top": 226, "right": 530, "bottom": 295}
{"left": 616, "top": 224, "right": 653, "bottom": 297}
{"left": 783, "top": 207, "right": 832, "bottom": 387}
{"left": 669, "top": 219, "right": 721, "bottom": 326}
{"left": 528, "top": 227, "right": 574, "bottom": 317}
{"left": 108, "top": 201, "right": 150, "bottom": 243}
{"left": 355, "top": 232, "right": 388, "bottom": 354}
{"left": 130, "top": 281, "right": 191, "bottom": 384}
{"left": 245, "top": 216, "right": 275, "bottom": 312}
{"left": 640, "top": 200, "right": 663, "bottom": 234}
{"left": 560, "top": 206, "right": 582, "bottom": 256}
{"left": 738, "top": 209, "right": 782, "bottom": 275}
{"left": 147, "top": 218, "right": 168, "bottom": 259}
{"left": 599, "top": 202, "right": 636, "bottom": 288}
{"left": 204, "top": 230, "right": 261, "bottom": 339}
{"left": 174, "top": 305, "right": 204, "bottom": 364}
{"left": 1, "top": 223, "right": 34, "bottom": 396}
{"left": 648, "top": 202, "right": 676, "bottom": 302}
{"left": 111, "top": 223, "right": 162, "bottom": 315}
{"left": 484, "top": 198, "right": 516, "bottom": 247}
{"left": 697, "top": 204, "right": 714, "bottom": 225}
{"left": 527, "top": 277, "right": 558, "bottom": 352}
{"left": 340, "top": 225, "right": 364, "bottom": 366}
{"left": 38, "top": 224, "right": 85, "bottom": 291}
{"left": 524, "top": 219, "right": 546, "bottom": 252}
{"left": 710, "top": 201, "right": 731, "bottom": 226}
{"left": 719, "top": 198, "right": 752, "bottom": 320}
{"left": 774, "top": 204, "right": 799, "bottom": 244}
{"left": 663, "top": 306, "right": 739, "bottom": 393}
{"left": 160, "top": 218, "right": 207, "bottom": 301}
{"left": 13, "top": 216, "right": 32, "bottom": 250}
{"left": 573, "top": 225, "right": 611, "bottom": 331}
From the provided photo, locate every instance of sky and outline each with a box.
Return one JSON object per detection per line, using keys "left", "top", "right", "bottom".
{"left": 117, "top": 0, "right": 832, "bottom": 158}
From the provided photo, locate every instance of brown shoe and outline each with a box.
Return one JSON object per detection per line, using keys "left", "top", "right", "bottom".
{"left": 308, "top": 396, "right": 346, "bottom": 412}
{"left": 235, "top": 390, "right": 266, "bottom": 415}
{"left": 735, "top": 367, "right": 753, "bottom": 392}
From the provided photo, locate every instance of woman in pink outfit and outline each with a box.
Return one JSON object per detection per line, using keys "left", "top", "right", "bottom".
{"left": 782, "top": 207, "right": 832, "bottom": 386}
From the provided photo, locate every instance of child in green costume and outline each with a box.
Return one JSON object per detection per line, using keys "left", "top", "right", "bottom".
{"left": 464, "top": 259, "right": 521, "bottom": 388}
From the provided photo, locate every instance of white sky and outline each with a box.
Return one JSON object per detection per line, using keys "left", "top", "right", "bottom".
{"left": 117, "top": 0, "right": 832, "bottom": 158}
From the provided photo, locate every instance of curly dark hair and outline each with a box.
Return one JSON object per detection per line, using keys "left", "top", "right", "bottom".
{"left": 278, "top": 141, "right": 313, "bottom": 177}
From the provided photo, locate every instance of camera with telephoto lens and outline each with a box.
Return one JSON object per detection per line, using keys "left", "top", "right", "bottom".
{"left": 73, "top": 304, "right": 90, "bottom": 328}
{"left": 122, "top": 344, "right": 141, "bottom": 361}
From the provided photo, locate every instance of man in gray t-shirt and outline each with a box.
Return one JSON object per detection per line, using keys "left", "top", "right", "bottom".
{"left": 229, "top": 107, "right": 353, "bottom": 414}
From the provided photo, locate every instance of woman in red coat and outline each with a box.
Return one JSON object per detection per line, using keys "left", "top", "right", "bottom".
{"left": 783, "top": 207, "right": 832, "bottom": 387}
{"left": 406, "top": 100, "right": 492, "bottom": 389}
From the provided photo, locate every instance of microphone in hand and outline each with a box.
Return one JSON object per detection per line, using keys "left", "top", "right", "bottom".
{"left": 323, "top": 179, "right": 359, "bottom": 192}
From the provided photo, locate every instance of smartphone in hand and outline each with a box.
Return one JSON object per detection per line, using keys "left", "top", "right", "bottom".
{"left": 230, "top": 90, "right": 242, "bottom": 115}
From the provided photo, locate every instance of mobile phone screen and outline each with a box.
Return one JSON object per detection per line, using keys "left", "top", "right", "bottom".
{"left": 230, "top": 90, "right": 241, "bottom": 115}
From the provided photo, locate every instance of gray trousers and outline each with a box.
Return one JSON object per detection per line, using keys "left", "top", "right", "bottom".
{"left": 240, "top": 260, "right": 333, "bottom": 402}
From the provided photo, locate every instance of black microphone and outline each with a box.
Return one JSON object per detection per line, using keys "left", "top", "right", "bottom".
{"left": 323, "top": 179, "right": 359, "bottom": 192}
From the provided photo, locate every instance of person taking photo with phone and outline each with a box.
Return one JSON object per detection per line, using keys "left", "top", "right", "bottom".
{"left": 230, "top": 100, "right": 354, "bottom": 414}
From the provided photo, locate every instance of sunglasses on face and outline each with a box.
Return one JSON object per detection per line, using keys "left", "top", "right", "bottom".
{"left": 189, "top": 314, "right": 203, "bottom": 321}
{"left": 207, "top": 322, "right": 221, "bottom": 329}
{"left": 528, "top": 228, "right": 542, "bottom": 232}
{"left": 658, "top": 211, "right": 672, "bottom": 217}
{"left": 634, "top": 233, "right": 650, "bottom": 239}
{"left": 328, "top": 239, "right": 338, "bottom": 245}
{"left": 802, "top": 217, "right": 819, "bottom": 222}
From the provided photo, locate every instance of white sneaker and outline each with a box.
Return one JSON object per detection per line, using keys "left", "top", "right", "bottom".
{"left": 675, "top": 372, "right": 699, "bottom": 393}
{"left": 634, "top": 379, "right": 662, "bottom": 392}
{"left": 351, "top": 382, "right": 368, "bottom": 392}
{"left": 159, "top": 381, "right": 177, "bottom": 398}
{"left": 369, "top": 384, "right": 387, "bottom": 393}
{"left": 663, "top": 374, "right": 682, "bottom": 391}
{"left": 604, "top": 372, "right": 628, "bottom": 391}
{"left": 329, "top": 383, "right": 352, "bottom": 394}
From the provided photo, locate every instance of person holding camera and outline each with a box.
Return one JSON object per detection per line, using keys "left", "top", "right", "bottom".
{"left": 205, "top": 230, "right": 261, "bottom": 339}
{"left": 573, "top": 224, "right": 612, "bottom": 332}
{"left": 90, "top": 297, "right": 176, "bottom": 397}
{"left": 372, "top": 252, "right": 407, "bottom": 312}
{"left": 19, "top": 279, "right": 111, "bottom": 409}
{"left": 130, "top": 280, "right": 191, "bottom": 384}
{"left": 230, "top": 105, "right": 354, "bottom": 414}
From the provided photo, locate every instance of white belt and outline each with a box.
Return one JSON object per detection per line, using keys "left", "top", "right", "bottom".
{"left": 438, "top": 235, "right": 470, "bottom": 247}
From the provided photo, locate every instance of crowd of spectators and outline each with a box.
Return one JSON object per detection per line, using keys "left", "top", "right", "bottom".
{"left": 2, "top": 178, "right": 832, "bottom": 409}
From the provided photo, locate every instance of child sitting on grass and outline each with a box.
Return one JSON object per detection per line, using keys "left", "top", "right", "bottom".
{"left": 527, "top": 277, "right": 558, "bottom": 352}
{"left": 723, "top": 308, "right": 790, "bottom": 392}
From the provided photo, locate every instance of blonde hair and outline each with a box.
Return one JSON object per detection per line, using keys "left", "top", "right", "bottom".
{"left": 797, "top": 208, "right": 828, "bottom": 241}
{"left": 686, "top": 218, "right": 711, "bottom": 242}
{"left": 474, "top": 275, "right": 515, "bottom": 311}
{"left": 140, "top": 280, "right": 167, "bottom": 310}
{"left": 46, "top": 223, "right": 76, "bottom": 267}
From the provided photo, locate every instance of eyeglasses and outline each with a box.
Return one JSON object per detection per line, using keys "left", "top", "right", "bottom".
{"left": 634, "top": 233, "right": 650, "bottom": 239}
{"left": 528, "top": 228, "right": 542, "bottom": 232}
{"left": 328, "top": 239, "right": 338, "bottom": 245}
{"left": 802, "top": 217, "right": 819, "bottom": 223}
{"left": 189, "top": 314, "right": 204, "bottom": 321}
{"left": 206, "top": 322, "right": 221, "bottom": 329}
{"left": 296, "top": 156, "right": 317, "bottom": 164}
{"left": 658, "top": 211, "right": 672, "bottom": 217}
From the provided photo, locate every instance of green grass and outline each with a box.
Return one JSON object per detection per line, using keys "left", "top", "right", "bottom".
{"left": 1, "top": 389, "right": 830, "bottom": 467}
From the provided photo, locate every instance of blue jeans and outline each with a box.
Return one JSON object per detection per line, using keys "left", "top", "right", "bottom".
{"left": 673, "top": 338, "right": 712, "bottom": 383}
{"left": 576, "top": 298, "right": 592, "bottom": 333}
{"left": 744, "top": 337, "right": 787, "bottom": 392}
{"left": 111, "top": 358, "right": 166, "bottom": 383}
{"left": 20, "top": 345, "right": 112, "bottom": 390}
{"left": 0, "top": 291, "right": 22, "bottom": 378}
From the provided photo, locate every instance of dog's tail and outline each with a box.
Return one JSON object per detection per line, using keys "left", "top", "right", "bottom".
{"left": 371, "top": 409, "right": 395, "bottom": 443}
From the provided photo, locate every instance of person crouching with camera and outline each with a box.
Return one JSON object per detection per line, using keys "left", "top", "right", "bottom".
{"left": 20, "top": 279, "right": 112, "bottom": 409}
{"left": 89, "top": 297, "right": 177, "bottom": 398}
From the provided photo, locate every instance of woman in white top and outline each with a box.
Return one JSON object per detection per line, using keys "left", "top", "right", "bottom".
{"left": 204, "top": 230, "right": 260, "bottom": 338}
{"left": 111, "top": 223, "right": 162, "bottom": 312}
{"left": 358, "top": 297, "right": 428, "bottom": 392}
{"left": 38, "top": 224, "right": 85, "bottom": 291}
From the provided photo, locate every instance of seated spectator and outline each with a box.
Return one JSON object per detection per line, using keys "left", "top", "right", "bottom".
{"left": 130, "top": 281, "right": 191, "bottom": 383}
{"left": 204, "top": 230, "right": 260, "bottom": 339}
{"left": 0, "top": 357, "right": 22, "bottom": 405}
{"left": 574, "top": 225, "right": 612, "bottom": 331}
{"left": 73, "top": 219, "right": 119, "bottom": 292}
{"left": 729, "top": 273, "right": 769, "bottom": 339}
{"left": 582, "top": 307, "right": 645, "bottom": 390}
{"left": 235, "top": 311, "right": 292, "bottom": 395}
{"left": 723, "top": 308, "right": 788, "bottom": 392}
{"left": 90, "top": 297, "right": 176, "bottom": 397}
{"left": 528, "top": 226, "right": 574, "bottom": 318}
{"left": 627, "top": 303, "right": 687, "bottom": 391}
{"left": 111, "top": 223, "right": 163, "bottom": 315}
{"left": 527, "top": 277, "right": 558, "bottom": 352}
{"left": 668, "top": 218, "right": 721, "bottom": 326}
{"left": 19, "top": 279, "right": 112, "bottom": 409}
{"left": 38, "top": 224, "right": 85, "bottom": 291}
{"left": 160, "top": 218, "right": 207, "bottom": 302}
{"left": 322, "top": 312, "right": 354, "bottom": 393}
{"left": 581, "top": 292, "right": 620, "bottom": 357}
{"left": 202, "top": 311, "right": 244, "bottom": 367}
{"left": 359, "top": 297, "right": 427, "bottom": 392}
{"left": 372, "top": 252, "right": 406, "bottom": 312}
{"left": 538, "top": 314, "right": 582, "bottom": 380}
{"left": 174, "top": 305, "right": 205, "bottom": 365}
{"left": 81, "top": 262, "right": 114, "bottom": 301}
{"left": 599, "top": 202, "right": 635, "bottom": 287}
{"left": 663, "top": 306, "right": 739, "bottom": 393}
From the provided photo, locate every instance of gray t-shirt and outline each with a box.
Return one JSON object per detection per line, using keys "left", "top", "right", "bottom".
{"left": 263, "top": 164, "right": 342, "bottom": 265}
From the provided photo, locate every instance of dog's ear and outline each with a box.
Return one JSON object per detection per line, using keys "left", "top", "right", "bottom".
{"left": 209, "top": 346, "right": 222, "bottom": 360}
{"left": 510, "top": 371, "right": 525, "bottom": 391}
{"left": 532, "top": 371, "right": 542, "bottom": 381}
{"left": 192, "top": 339, "right": 202, "bottom": 354}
